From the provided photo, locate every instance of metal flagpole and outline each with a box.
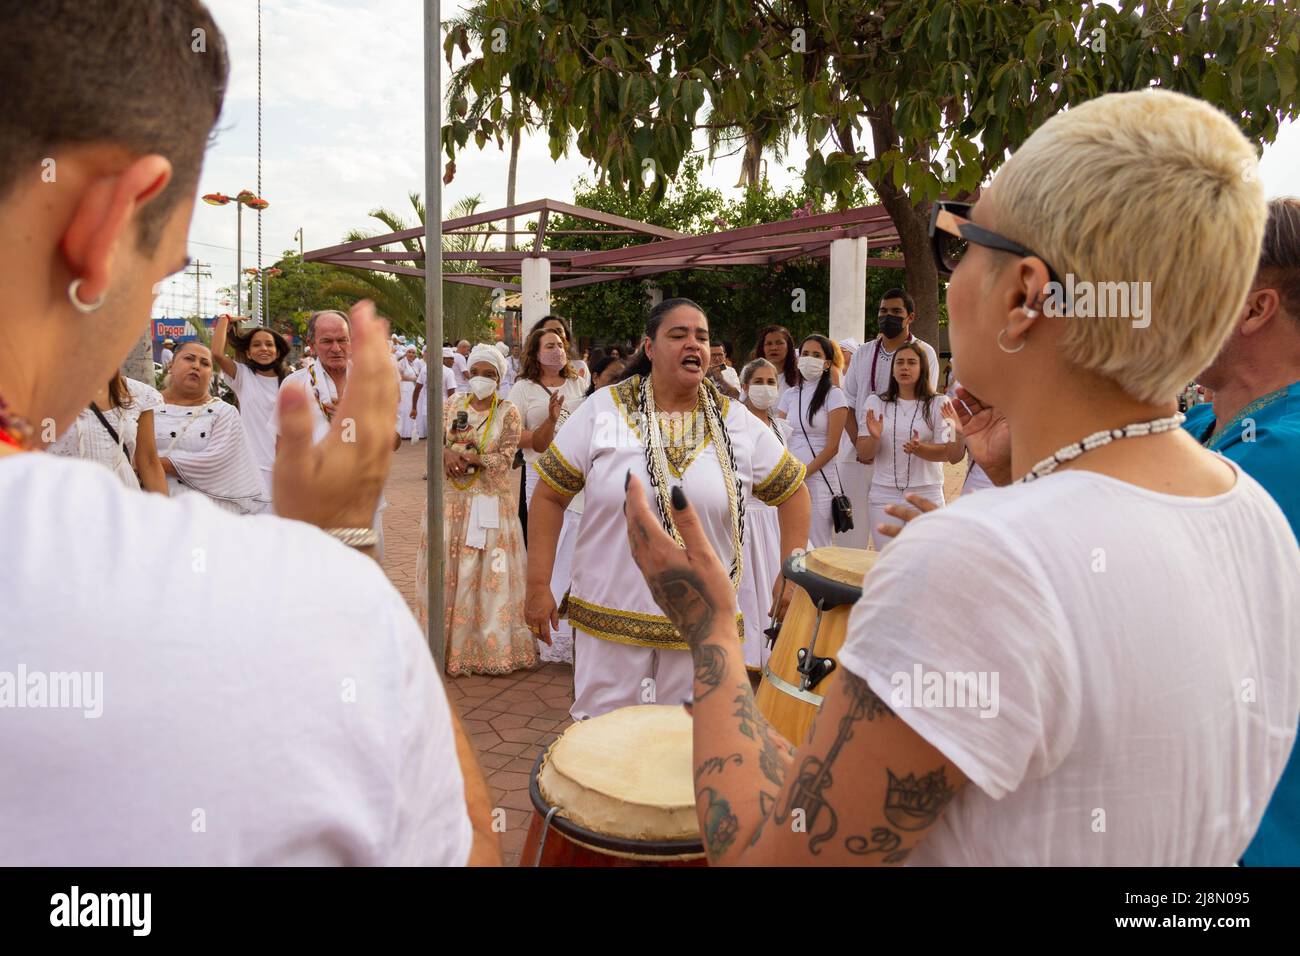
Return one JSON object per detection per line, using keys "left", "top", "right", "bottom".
{"left": 424, "top": 0, "right": 445, "bottom": 669}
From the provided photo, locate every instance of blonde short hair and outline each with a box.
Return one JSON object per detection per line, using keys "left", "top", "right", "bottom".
{"left": 990, "top": 89, "right": 1267, "bottom": 403}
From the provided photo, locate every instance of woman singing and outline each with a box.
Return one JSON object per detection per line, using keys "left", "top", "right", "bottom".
{"left": 417, "top": 344, "right": 536, "bottom": 676}
{"left": 526, "top": 298, "right": 811, "bottom": 719}
{"left": 856, "top": 343, "right": 965, "bottom": 548}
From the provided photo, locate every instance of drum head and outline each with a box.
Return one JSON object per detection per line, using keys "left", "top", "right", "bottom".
{"left": 536, "top": 704, "right": 700, "bottom": 845}
{"left": 804, "top": 547, "right": 879, "bottom": 587}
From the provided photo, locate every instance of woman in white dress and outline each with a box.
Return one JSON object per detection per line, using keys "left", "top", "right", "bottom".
{"left": 46, "top": 372, "right": 167, "bottom": 493}
{"left": 508, "top": 326, "right": 589, "bottom": 665}
{"left": 210, "top": 314, "right": 291, "bottom": 498}
{"left": 396, "top": 345, "right": 420, "bottom": 439}
{"left": 776, "top": 333, "right": 850, "bottom": 549}
{"left": 856, "top": 342, "right": 965, "bottom": 548}
{"left": 526, "top": 297, "right": 811, "bottom": 720}
{"left": 736, "top": 358, "right": 793, "bottom": 674}
{"left": 155, "top": 343, "right": 268, "bottom": 515}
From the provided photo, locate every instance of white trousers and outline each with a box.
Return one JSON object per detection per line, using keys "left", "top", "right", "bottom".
{"left": 571, "top": 631, "right": 694, "bottom": 721}
{"left": 866, "top": 483, "right": 945, "bottom": 550}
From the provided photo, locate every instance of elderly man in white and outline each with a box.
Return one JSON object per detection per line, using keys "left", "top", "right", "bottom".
{"left": 274, "top": 309, "right": 401, "bottom": 560}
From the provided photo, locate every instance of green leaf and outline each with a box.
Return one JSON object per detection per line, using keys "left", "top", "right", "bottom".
{"left": 929, "top": 3, "right": 950, "bottom": 46}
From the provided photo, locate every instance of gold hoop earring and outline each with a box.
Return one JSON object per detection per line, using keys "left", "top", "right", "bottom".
{"left": 997, "top": 328, "right": 1026, "bottom": 354}
{"left": 68, "top": 278, "right": 106, "bottom": 313}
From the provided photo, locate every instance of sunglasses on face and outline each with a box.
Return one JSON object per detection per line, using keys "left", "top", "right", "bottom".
{"left": 928, "top": 200, "right": 1065, "bottom": 288}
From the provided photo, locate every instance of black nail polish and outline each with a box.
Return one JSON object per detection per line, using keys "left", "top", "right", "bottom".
{"left": 671, "top": 485, "right": 687, "bottom": 511}
{"left": 624, "top": 468, "right": 631, "bottom": 490}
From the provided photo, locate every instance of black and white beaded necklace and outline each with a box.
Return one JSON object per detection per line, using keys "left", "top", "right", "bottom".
{"left": 1018, "top": 412, "right": 1186, "bottom": 482}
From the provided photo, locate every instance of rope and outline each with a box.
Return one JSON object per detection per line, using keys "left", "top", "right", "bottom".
{"left": 256, "top": 0, "right": 264, "bottom": 325}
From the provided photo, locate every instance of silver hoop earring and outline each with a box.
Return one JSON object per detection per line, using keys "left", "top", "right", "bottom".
{"left": 997, "top": 328, "right": 1026, "bottom": 354}
{"left": 68, "top": 278, "right": 106, "bottom": 313}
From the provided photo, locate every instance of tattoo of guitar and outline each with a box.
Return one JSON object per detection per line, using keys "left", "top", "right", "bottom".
{"left": 774, "top": 672, "right": 876, "bottom": 855}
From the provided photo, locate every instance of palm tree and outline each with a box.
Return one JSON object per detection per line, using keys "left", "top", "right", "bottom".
{"left": 322, "top": 193, "right": 496, "bottom": 344}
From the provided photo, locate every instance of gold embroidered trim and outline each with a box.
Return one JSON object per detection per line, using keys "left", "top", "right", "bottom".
{"left": 754, "top": 449, "right": 806, "bottom": 505}
{"left": 1207, "top": 385, "right": 1290, "bottom": 451}
{"left": 564, "top": 595, "right": 745, "bottom": 650}
{"left": 535, "top": 444, "right": 584, "bottom": 496}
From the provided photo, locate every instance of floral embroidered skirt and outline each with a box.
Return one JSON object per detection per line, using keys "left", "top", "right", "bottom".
{"left": 416, "top": 489, "right": 538, "bottom": 676}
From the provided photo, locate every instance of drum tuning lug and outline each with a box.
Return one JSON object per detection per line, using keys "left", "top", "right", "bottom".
{"left": 763, "top": 624, "right": 781, "bottom": 650}
{"left": 796, "top": 648, "right": 837, "bottom": 692}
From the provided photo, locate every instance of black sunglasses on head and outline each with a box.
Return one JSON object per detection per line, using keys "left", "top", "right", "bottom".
{"left": 928, "top": 200, "right": 1065, "bottom": 288}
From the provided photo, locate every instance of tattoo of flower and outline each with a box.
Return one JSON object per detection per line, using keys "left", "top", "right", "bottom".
{"left": 698, "top": 787, "right": 739, "bottom": 859}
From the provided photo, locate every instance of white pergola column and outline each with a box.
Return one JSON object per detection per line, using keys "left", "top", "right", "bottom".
{"left": 828, "top": 236, "right": 869, "bottom": 343}
{"left": 645, "top": 283, "right": 664, "bottom": 309}
{"left": 520, "top": 257, "right": 551, "bottom": 338}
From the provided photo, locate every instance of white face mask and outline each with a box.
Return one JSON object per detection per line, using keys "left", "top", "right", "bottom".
{"left": 747, "top": 384, "right": 780, "bottom": 409}
{"left": 469, "top": 376, "right": 498, "bottom": 400}
{"left": 797, "top": 356, "right": 826, "bottom": 381}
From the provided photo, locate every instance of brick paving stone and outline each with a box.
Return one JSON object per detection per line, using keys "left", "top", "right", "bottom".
{"left": 500, "top": 727, "right": 545, "bottom": 745}
{"left": 487, "top": 770, "right": 532, "bottom": 791}
{"left": 489, "top": 741, "right": 529, "bottom": 756}
{"left": 469, "top": 731, "right": 502, "bottom": 750}
{"left": 478, "top": 752, "right": 512, "bottom": 770}
{"left": 488, "top": 713, "right": 533, "bottom": 730}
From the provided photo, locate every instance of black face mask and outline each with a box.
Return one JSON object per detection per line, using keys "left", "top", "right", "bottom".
{"left": 248, "top": 357, "right": 280, "bottom": 372}
{"left": 880, "top": 316, "right": 906, "bottom": 339}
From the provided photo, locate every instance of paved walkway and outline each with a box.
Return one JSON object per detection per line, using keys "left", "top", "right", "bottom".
{"left": 380, "top": 438, "right": 969, "bottom": 865}
{"left": 382, "top": 441, "right": 573, "bottom": 866}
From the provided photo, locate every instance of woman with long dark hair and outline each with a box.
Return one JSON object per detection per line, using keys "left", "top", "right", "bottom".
{"left": 535, "top": 314, "right": 590, "bottom": 388}
{"left": 211, "top": 314, "right": 291, "bottom": 497}
{"left": 752, "top": 324, "right": 799, "bottom": 393}
{"left": 856, "top": 342, "right": 965, "bottom": 549}
{"left": 528, "top": 297, "right": 811, "bottom": 718}
{"left": 776, "top": 333, "right": 849, "bottom": 548}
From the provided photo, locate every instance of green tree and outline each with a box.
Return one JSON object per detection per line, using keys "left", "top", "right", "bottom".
{"left": 323, "top": 193, "right": 497, "bottom": 343}
{"left": 443, "top": 0, "right": 1300, "bottom": 345}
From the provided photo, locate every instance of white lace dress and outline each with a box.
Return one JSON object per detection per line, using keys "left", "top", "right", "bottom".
{"left": 47, "top": 378, "right": 163, "bottom": 490}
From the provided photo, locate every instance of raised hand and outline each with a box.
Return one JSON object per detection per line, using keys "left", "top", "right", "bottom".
{"left": 864, "top": 408, "right": 884, "bottom": 440}
{"left": 953, "top": 387, "right": 1011, "bottom": 486}
{"left": 623, "top": 474, "right": 737, "bottom": 650}
{"left": 902, "top": 429, "right": 922, "bottom": 456}
{"left": 547, "top": 389, "right": 565, "bottom": 422}
{"left": 273, "top": 300, "right": 397, "bottom": 530}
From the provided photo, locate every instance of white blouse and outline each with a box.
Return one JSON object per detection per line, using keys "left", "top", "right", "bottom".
{"left": 47, "top": 378, "right": 162, "bottom": 490}
{"left": 155, "top": 399, "right": 268, "bottom": 514}
{"left": 534, "top": 377, "right": 806, "bottom": 650}
{"left": 777, "top": 381, "right": 848, "bottom": 467}
{"left": 862, "top": 394, "right": 952, "bottom": 491}
{"left": 507, "top": 376, "right": 589, "bottom": 465}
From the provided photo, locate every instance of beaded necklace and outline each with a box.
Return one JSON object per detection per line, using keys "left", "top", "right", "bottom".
{"left": 638, "top": 375, "right": 745, "bottom": 590}
{"left": 1019, "top": 413, "right": 1186, "bottom": 482}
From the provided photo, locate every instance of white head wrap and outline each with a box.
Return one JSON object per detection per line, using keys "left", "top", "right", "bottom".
{"left": 837, "top": 338, "right": 860, "bottom": 355}
{"left": 442, "top": 346, "right": 455, "bottom": 358}
{"left": 495, "top": 341, "right": 510, "bottom": 356}
{"left": 467, "top": 342, "right": 507, "bottom": 381}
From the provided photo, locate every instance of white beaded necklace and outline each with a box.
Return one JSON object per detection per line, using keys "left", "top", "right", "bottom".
{"left": 1019, "top": 412, "right": 1186, "bottom": 483}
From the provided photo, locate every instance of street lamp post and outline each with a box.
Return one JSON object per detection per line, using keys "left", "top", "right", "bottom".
{"left": 202, "top": 190, "right": 271, "bottom": 324}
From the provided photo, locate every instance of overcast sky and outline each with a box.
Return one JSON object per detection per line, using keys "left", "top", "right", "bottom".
{"left": 158, "top": 0, "right": 1300, "bottom": 318}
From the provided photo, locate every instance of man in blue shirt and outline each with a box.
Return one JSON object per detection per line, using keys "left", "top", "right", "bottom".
{"left": 1186, "top": 197, "right": 1300, "bottom": 865}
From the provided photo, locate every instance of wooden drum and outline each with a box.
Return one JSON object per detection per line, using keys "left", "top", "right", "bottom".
{"left": 755, "top": 547, "right": 878, "bottom": 747}
{"left": 521, "top": 704, "right": 706, "bottom": 867}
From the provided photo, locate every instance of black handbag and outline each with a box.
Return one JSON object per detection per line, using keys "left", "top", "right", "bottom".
{"left": 796, "top": 387, "right": 854, "bottom": 534}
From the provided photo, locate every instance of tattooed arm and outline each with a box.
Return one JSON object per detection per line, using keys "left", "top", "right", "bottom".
{"left": 624, "top": 474, "right": 966, "bottom": 865}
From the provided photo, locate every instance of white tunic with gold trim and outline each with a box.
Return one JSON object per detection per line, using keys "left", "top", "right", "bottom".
{"left": 534, "top": 375, "right": 805, "bottom": 652}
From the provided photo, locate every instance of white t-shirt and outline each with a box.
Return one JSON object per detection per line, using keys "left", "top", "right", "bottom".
{"left": 222, "top": 364, "right": 280, "bottom": 489}
{"left": 452, "top": 353, "right": 470, "bottom": 393}
{"left": 777, "top": 381, "right": 848, "bottom": 468}
{"left": 0, "top": 453, "right": 472, "bottom": 865}
{"left": 441, "top": 365, "right": 456, "bottom": 395}
{"left": 837, "top": 461, "right": 1300, "bottom": 865}
{"left": 47, "top": 377, "right": 163, "bottom": 490}
{"left": 843, "top": 334, "right": 941, "bottom": 414}
{"left": 861, "top": 394, "right": 951, "bottom": 491}
{"left": 506, "top": 376, "right": 589, "bottom": 465}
